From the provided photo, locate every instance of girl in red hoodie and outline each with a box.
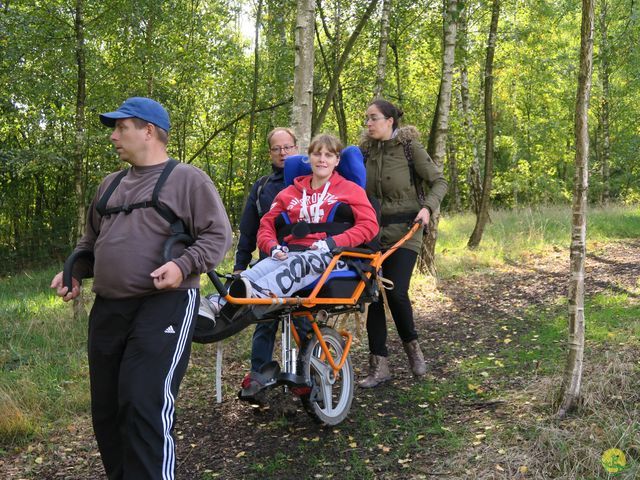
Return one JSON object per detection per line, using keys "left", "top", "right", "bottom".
{"left": 233, "top": 133, "right": 379, "bottom": 304}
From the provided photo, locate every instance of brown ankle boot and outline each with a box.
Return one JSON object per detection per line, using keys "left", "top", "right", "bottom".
{"left": 403, "top": 340, "right": 426, "bottom": 377}
{"left": 358, "top": 354, "right": 391, "bottom": 388}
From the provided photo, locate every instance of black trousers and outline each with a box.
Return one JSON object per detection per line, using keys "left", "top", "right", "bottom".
{"left": 366, "top": 247, "right": 418, "bottom": 357}
{"left": 88, "top": 289, "right": 198, "bottom": 480}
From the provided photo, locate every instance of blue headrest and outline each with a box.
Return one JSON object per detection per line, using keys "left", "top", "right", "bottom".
{"left": 284, "top": 145, "right": 366, "bottom": 188}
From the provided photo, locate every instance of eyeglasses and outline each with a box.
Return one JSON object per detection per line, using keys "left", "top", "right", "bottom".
{"left": 364, "top": 115, "right": 388, "bottom": 124}
{"left": 270, "top": 145, "right": 297, "bottom": 154}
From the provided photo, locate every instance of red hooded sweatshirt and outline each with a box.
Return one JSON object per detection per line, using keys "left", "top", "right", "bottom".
{"left": 257, "top": 171, "right": 379, "bottom": 255}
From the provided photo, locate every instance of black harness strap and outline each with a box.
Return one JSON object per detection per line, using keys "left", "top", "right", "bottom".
{"left": 380, "top": 212, "right": 418, "bottom": 227}
{"left": 96, "top": 169, "right": 129, "bottom": 217}
{"left": 151, "top": 159, "right": 185, "bottom": 233}
{"left": 276, "top": 221, "right": 352, "bottom": 244}
{"left": 402, "top": 141, "right": 426, "bottom": 206}
{"left": 95, "top": 159, "right": 191, "bottom": 238}
{"left": 343, "top": 259, "right": 377, "bottom": 297}
{"left": 255, "top": 174, "right": 271, "bottom": 217}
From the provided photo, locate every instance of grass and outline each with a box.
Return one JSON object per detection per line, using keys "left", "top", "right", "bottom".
{"left": 1, "top": 203, "right": 639, "bottom": 477}
{"left": 0, "top": 268, "right": 91, "bottom": 447}
{"left": 436, "top": 203, "right": 640, "bottom": 278}
{"left": 446, "top": 296, "right": 640, "bottom": 478}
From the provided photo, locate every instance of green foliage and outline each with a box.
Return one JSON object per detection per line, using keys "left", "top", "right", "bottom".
{"left": 2, "top": 0, "right": 640, "bottom": 270}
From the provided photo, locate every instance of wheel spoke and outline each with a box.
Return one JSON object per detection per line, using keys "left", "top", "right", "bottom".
{"left": 318, "top": 378, "right": 334, "bottom": 413}
{"left": 309, "top": 355, "right": 330, "bottom": 377}
{"left": 300, "top": 327, "right": 353, "bottom": 425}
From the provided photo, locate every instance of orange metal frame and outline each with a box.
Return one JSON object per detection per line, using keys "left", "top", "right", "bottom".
{"left": 222, "top": 223, "right": 421, "bottom": 375}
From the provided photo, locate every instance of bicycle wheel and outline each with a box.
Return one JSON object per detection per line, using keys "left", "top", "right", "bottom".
{"left": 299, "top": 327, "right": 354, "bottom": 425}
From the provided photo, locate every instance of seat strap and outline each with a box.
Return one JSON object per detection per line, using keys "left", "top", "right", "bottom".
{"left": 376, "top": 274, "right": 395, "bottom": 319}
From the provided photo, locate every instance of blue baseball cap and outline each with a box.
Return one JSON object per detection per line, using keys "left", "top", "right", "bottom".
{"left": 99, "top": 97, "right": 170, "bottom": 132}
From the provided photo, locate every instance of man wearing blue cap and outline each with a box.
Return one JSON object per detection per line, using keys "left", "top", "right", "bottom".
{"left": 51, "top": 97, "right": 232, "bottom": 480}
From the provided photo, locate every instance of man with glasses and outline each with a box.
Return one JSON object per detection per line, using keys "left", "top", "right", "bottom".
{"left": 227, "top": 127, "right": 302, "bottom": 401}
{"left": 233, "top": 127, "right": 298, "bottom": 273}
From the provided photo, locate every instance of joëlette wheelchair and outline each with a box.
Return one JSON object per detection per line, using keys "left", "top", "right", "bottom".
{"left": 192, "top": 147, "right": 421, "bottom": 425}
{"left": 62, "top": 147, "right": 420, "bottom": 426}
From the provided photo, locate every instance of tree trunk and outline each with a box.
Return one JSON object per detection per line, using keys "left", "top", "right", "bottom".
{"left": 390, "top": 41, "right": 403, "bottom": 106}
{"left": 598, "top": 0, "right": 611, "bottom": 203}
{"left": 457, "top": 5, "right": 482, "bottom": 212}
{"left": 315, "top": 2, "right": 348, "bottom": 144}
{"left": 468, "top": 0, "right": 500, "bottom": 249}
{"left": 223, "top": 123, "right": 237, "bottom": 210}
{"left": 460, "top": 66, "right": 482, "bottom": 214}
{"left": 333, "top": 82, "right": 348, "bottom": 144}
{"left": 244, "top": 0, "right": 263, "bottom": 200}
{"left": 292, "top": 0, "right": 315, "bottom": 152}
{"left": 144, "top": 14, "right": 154, "bottom": 96}
{"left": 73, "top": 0, "right": 87, "bottom": 320}
{"left": 557, "top": 0, "right": 594, "bottom": 419}
{"left": 373, "top": 0, "right": 392, "bottom": 98}
{"left": 447, "top": 137, "right": 461, "bottom": 211}
{"left": 420, "top": 0, "right": 458, "bottom": 275}
{"left": 313, "top": 0, "right": 379, "bottom": 133}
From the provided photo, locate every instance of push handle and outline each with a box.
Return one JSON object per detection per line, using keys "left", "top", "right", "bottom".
{"left": 162, "top": 234, "right": 195, "bottom": 263}
{"left": 62, "top": 250, "right": 94, "bottom": 292}
{"left": 207, "top": 271, "right": 228, "bottom": 296}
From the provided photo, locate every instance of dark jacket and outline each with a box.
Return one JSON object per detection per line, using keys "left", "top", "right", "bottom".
{"left": 361, "top": 126, "right": 448, "bottom": 253}
{"left": 234, "top": 164, "right": 285, "bottom": 271}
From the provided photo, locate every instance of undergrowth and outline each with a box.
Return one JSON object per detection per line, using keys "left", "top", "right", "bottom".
{"left": 436, "top": 204, "right": 640, "bottom": 278}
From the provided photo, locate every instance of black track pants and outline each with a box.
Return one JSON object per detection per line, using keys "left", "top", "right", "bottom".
{"left": 366, "top": 248, "right": 418, "bottom": 357}
{"left": 88, "top": 289, "right": 198, "bottom": 480}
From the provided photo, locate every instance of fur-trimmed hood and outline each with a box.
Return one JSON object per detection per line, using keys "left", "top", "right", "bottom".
{"left": 359, "top": 125, "right": 422, "bottom": 146}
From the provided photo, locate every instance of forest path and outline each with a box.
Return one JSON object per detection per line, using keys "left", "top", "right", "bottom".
{"left": 3, "top": 241, "right": 639, "bottom": 479}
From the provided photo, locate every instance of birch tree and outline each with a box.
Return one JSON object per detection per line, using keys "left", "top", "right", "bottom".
{"left": 557, "top": 0, "right": 594, "bottom": 419}
{"left": 468, "top": 0, "right": 500, "bottom": 249}
{"left": 597, "top": 0, "right": 611, "bottom": 203}
{"left": 458, "top": 4, "right": 482, "bottom": 214}
{"left": 243, "top": 0, "right": 263, "bottom": 200}
{"left": 292, "top": 0, "right": 315, "bottom": 152}
{"left": 313, "top": 0, "right": 379, "bottom": 133}
{"left": 72, "top": 0, "right": 87, "bottom": 320}
{"left": 373, "top": 0, "right": 392, "bottom": 98}
{"left": 420, "top": 0, "right": 458, "bottom": 274}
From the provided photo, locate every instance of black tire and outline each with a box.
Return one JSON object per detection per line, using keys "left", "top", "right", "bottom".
{"left": 298, "top": 327, "right": 354, "bottom": 425}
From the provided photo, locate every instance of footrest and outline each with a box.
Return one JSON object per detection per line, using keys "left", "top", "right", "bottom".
{"left": 258, "top": 361, "right": 281, "bottom": 387}
{"left": 193, "top": 308, "right": 259, "bottom": 344}
{"left": 276, "top": 372, "right": 311, "bottom": 388}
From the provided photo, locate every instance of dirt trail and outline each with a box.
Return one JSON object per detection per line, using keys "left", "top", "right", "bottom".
{"left": 2, "top": 242, "right": 638, "bottom": 479}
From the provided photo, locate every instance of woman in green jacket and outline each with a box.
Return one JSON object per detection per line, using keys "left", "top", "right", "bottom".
{"left": 359, "top": 99, "right": 448, "bottom": 388}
